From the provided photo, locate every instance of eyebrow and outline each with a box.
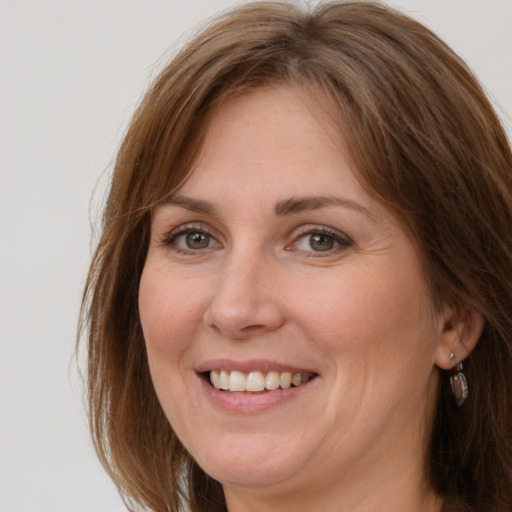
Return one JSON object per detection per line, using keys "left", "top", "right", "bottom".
{"left": 167, "top": 196, "right": 217, "bottom": 215}
{"left": 167, "top": 194, "right": 374, "bottom": 220}
{"left": 275, "top": 196, "right": 375, "bottom": 219}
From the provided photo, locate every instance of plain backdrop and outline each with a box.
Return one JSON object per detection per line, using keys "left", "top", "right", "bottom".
{"left": 1, "top": 1, "right": 510, "bottom": 511}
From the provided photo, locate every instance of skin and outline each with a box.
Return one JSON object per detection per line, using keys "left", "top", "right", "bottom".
{"left": 138, "top": 86, "right": 454, "bottom": 511}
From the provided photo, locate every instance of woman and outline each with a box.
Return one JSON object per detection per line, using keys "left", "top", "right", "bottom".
{"left": 80, "top": 2, "right": 512, "bottom": 511}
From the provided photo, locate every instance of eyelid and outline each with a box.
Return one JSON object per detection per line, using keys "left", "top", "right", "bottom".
{"left": 156, "top": 220, "right": 351, "bottom": 256}
{"left": 160, "top": 222, "right": 222, "bottom": 250}
{"left": 287, "top": 225, "right": 353, "bottom": 255}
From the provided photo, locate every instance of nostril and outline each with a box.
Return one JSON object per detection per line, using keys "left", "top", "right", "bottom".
{"left": 240, "top": 324, "right": 265, "bottom": 333}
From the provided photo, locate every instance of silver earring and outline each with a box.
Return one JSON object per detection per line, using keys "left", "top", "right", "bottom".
{"left": 449, "top": 357, "right": 468, "bottom": 407}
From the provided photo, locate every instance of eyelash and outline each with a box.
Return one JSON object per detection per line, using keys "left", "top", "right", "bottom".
{"left": 289, "top": 226, "right": 353, "bottom": 256}
{"left": 161, "top": 224, "right": 352, "bottom": 256}
{"left": 162, "top": 224, "right": 221, "bottom": 254}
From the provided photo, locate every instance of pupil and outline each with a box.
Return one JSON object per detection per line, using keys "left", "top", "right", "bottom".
{"left": 186, "top": 232, "right": 209, "bottom": 249}
{"left": 310, "top": 234, "right": 333, "bottom": 251}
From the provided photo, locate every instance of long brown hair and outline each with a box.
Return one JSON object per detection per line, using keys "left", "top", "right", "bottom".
{"left": 79, "top": 2, "right": 512, "bottom": 510}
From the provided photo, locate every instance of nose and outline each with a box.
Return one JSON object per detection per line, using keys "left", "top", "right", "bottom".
{"left": 203, "top": 253, "right": 285, "bottom": 339}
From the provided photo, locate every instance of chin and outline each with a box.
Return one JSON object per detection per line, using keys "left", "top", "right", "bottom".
{"left": 187, "top": 432, "right": 313, "bottom": 489}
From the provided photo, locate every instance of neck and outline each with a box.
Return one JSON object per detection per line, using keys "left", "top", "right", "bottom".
{"left": 223, "top": 450, "right": 443, "bottom": 512}
{"left": 225, "top": 481, "right": 443, "bottom": 512}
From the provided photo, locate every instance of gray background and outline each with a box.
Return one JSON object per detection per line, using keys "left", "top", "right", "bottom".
{"left": 1, "top": 1, "right": 510, "bottom": 511}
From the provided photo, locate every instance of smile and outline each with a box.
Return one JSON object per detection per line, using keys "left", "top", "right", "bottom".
{"left": 208, "top": 370, "right": 316, "bottom": 392}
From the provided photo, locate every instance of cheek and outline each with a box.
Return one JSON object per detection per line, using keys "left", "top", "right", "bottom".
{"left": 138, "top": 264, "right": 203, "bottom": 361}
{"left": 138, "top": 265, "right": 207, "bottom": 429}
{"left": 292, "top": 260, "right": 436, "bottom": 364}
{"left": 296, "top": 264, "right": 438, "bottom": 426}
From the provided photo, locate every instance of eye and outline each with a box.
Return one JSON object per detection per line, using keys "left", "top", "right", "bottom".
{"left": 304, "top": 233, "right": 337, "bottom": 252}
{"left": 164, "top": 226, "right": 221, "bottom": 252}
{"left": 182, "top": 231, "right": 211, "bottom": 249}
{"left": 291, "top": 227, "right": 352, "bottom": 255}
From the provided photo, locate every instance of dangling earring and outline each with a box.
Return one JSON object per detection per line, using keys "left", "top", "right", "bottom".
{"left": 449, "top": 353, "right": 468, "bottom": 407}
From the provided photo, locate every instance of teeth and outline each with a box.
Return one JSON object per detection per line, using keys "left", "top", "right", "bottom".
{"left": 229, "top": 371, "right": 246, "bottom": 392}
{"left": 219, "top": 370, "right": 229, "bottom": 390}
{"left": 246, "top": 371, "right": 265, "bottom": 392}
{"left": 210, "top": 370, "right": 221, "bottom": 388}
{"left": 209, "top": 370, "right": 313, "bottom": 392}
{"left": 265, "top": 371, "right": 280, "bottom": 390}
{"left": 280, "top": 372, "right": 292, "bottom": 389}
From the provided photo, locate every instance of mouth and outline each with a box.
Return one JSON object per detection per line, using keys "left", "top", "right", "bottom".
{"left": 205, "top": 370, "right": 317, "bottom": 393}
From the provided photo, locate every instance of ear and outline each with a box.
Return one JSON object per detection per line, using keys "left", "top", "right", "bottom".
{"left": 434, "top": 307, "right": 485, "bottom": 370}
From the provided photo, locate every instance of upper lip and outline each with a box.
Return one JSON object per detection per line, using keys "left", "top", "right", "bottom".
{"left": 195, "top": 358, "right": 318, "bottom": 375}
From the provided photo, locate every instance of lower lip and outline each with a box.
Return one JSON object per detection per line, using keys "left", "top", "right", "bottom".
{"left": 199, "top": 376, "right": 317, "bottom": 414}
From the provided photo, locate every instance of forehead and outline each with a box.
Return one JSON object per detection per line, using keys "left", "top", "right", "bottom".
{"left": 203, "top": 85, "right": 344, "bottom": 156}
{"left": 182, "top": 86, "right": 364, "bottom": 200}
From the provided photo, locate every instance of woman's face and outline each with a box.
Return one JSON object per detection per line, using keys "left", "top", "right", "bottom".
{"left": 139, "top": 87, "right": 445, "bottom": 504}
